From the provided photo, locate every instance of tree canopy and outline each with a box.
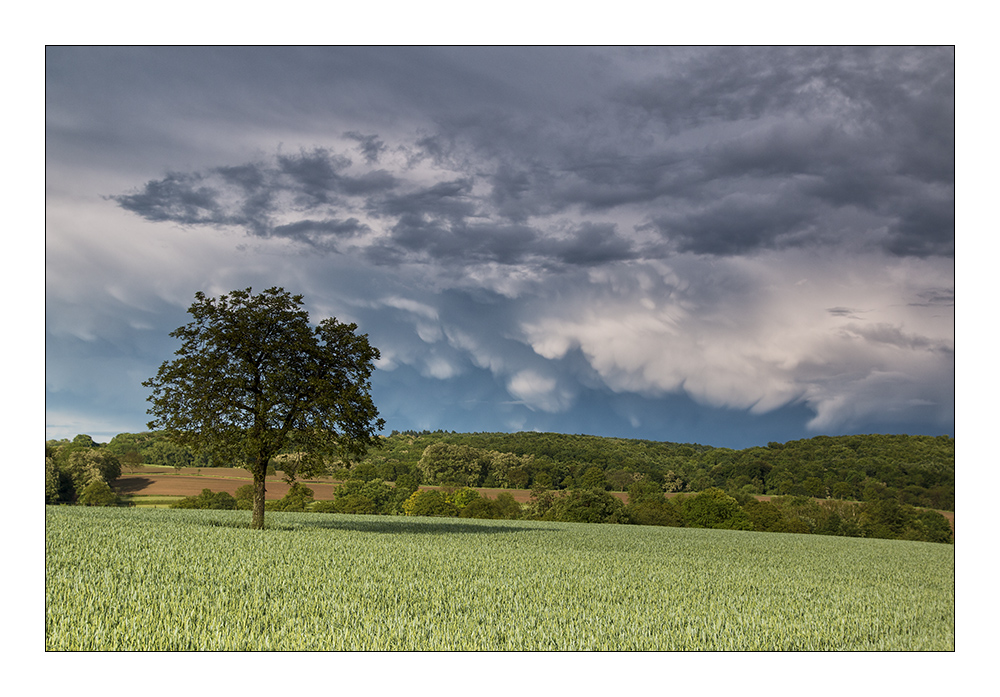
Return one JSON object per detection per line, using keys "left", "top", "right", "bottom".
{"left": 143, "top": 287, "right": 384, "bottom": 528}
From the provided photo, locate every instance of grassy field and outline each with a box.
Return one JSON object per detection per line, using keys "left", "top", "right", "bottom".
{"left": 45, "top": 505, "right": 954, "bottom": 651}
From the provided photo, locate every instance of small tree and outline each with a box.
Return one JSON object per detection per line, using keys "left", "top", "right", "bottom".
{"left": 64, "top": 449, "right": 122, "bottom": 495}
{"left": 579, "top": 466, "right": 608, "bottom": 491}
{"left": 78, "top": 480, "right": 119, "bottom": 507}
{"left": 120, "top": 450, "right": 143, "bottom": 474}
{"left": 675, "top": 487, "right": 752, "bottom": 530}
{"left": 268, "top": 483, "right": 314, "bottom": 512}
{"left": 402, "top": 489, "right": 456, "bottom": 517}
{"left": 545, "top": 488, "right": 628, "bottom": 524}
{"left": 143, "top": 287, "right": 384, "bottom": 529}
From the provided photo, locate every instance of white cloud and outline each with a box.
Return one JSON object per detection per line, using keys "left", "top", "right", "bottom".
{"left": 518, "top": 251, "right": 953, "bottom": 429}
{"left": 380, "top": 296, "right": 439, "bottom": 320}
{"left": 506, "top": 369, "right": 575, "bottom": 413}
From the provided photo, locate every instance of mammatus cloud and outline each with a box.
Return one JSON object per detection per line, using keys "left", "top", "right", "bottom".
{"left": 516, "top": 254, "right": 953, "bottom": 429}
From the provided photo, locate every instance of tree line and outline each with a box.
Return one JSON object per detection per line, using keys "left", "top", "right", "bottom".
{"left": 164, "top": 478, "right": 952, "bottom": 544}
{"left": 47, "top": 429, "right": 953, "bottom": 543}
{"left": 48, "top": 429, "right": 954, "bottom": 516}
{"left": 368, "top": 430, "right": 954, "bottom": 511}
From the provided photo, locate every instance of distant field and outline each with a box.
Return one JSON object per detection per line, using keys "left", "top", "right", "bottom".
{"left": 45, "top": 506, "right": 954, "bottom": 650}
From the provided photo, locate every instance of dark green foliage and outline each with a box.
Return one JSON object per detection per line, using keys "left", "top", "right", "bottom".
{"left": 625, "top": 480, "right": 682, "bottom": 526}
{"left": 904, "top": 510, "right": 953, "bottom": 544}
{"left": 172, "top": 488, "right": 238, "bottom": 510}
{"left": 544, "top": 488, "right": 629, "bottom": 524}
{"left": 329, "top": 479, "right": 394, "bottom": 514}
{"left": 45, "top": 435, "right": 122, "bottom": 504}
{"left": 348, "top": 431, "right": 953, "bottom": 512}
{"left": 741, "top": 499, "right": 790, "bottom": 533}
{"left": 267, "top": 483, "right": 314, "bottom": 512}
{"left": 330, "top": 493, "right": 377, "bottom": 514}
{"left": 234, "top": 484, "right": 255, "bottom": 510}
{"left": 77, "top": 480, "right": 119, "bottom": 507}
{"left": 525, "top": 481, "right": 557, "bottom": 520}
{"left": 628, "top": 499, "right": 682, "bottom": 527}
{"left": 674, "top": 488, "right": 752, "bottom": 530}
{"left": 46, "top": 457, "right": 74, "bottom": 504}
{"left": 458, "top": 493, "right": 523, "bottom": 520}
{"left": 579, "top": 466, "right": 608, "bottom": 490}
{"left": 72, "top": 434, "right": 97, "bottom": 448}
{"left": 627, "top": 480, "right": 665, "bottom": 505}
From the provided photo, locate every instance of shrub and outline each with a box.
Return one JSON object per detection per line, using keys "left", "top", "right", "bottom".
{"left": 267, "top": 483, "right": 314, "bottom": 512}
{"left": 235, "top": 484, "right": 255, "bottom": 510}
{"left": 77, "top": 480, "right": 119, "bottom": 507}
{"left": 172, "top": 488, "right": 236, "bottom": 510}
{"left": 459, "top": 492, "right": 523, "bottom": 520}
{"left": 674, "top": 488, "right": 752, "bottom": 530}
{"left": 333, "top": 493, "right": 377, "bottom": 515}
{"left": 403, "top": 490, "right": 457, "bottom": 517}
{"left": 545, "top": 488, "right": 628, "bottom": 524}
{"left": 628, "top": 499, "right": 682, "bottom": 527}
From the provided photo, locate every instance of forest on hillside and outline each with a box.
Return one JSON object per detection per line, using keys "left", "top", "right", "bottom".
{"left": 359, "top": 430, "right": 954, "bottom": 510}
{"left": 50, "top": 429, "right": 954, "bottom": 511}
{"left": 46, "top": 430, "right": 954, "bottom": 544}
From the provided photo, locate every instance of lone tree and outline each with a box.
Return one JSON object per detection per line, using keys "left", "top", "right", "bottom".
{"left": 143, "top": 287, "right": 384, "bottom": 529}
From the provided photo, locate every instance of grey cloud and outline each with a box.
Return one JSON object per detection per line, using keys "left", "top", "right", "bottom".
{"left": 111, "top": 149, "right": 396, "bottom": 241}
{"left": 110, "top": 47, "right": 952, "bottom": 267}
{"left": 344, "top": 132, "right": 387, "bottom": 164}
{"left": 373, "top": 178, "right": 479, "bottom": 222}
{"left": 113, "top": 172, "right": 225, "bottom": 226}
{"left": 842, "top": 322, "right": 952, "bottom": 353}
{"left": 646, "top": 194, "right": 816, "bottom": 256}
{"left": 540, "top": 223, "right": 638, "bottom": 266}
{"left": 884, "top": 195, "right": 955, "bottom": 257}
{"left": 910, "top": 288, "right": 954, "bottom": 307}
{"left": 271, "top": 218, "right": 369, "bottom": 247}
{"left": 827, "top": 307, "right": 867, "bottom": 319}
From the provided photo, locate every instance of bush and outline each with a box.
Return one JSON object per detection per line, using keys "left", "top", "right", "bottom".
{"left": 235, "top": 484, "right": 255, "bottom": 510}
{"left": 459, "top": 492, "right": 523, "bottom": 520}
{"left": 545, "top": 489, "right": 628, "bottom": 524}
{"left": 267, "top": 483, "right": 314, "bottom": 512}
{"left": 333, "top": 493, "right": 377, "bottom": 515}
{"left": 741, "top": 499, "right": 788, "bottom": 533}
{"left": 332, "top": 479, "right": 394, "bottom": 514}
{"left": 674, "top": 488, "right": 752, "bottom": 530}
{"left": 403, "top": 490, "right": 457, "bottom": 517}
{"left": 78, "top": 480, "right": 119, "bottom": 507}
{"left": 172, "top": 488, "right": 237, "bottom": 510}
{"left": 628, "top": 499, "right": 682, "bottom": 527}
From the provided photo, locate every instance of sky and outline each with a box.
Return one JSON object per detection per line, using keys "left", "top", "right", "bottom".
{"left": 45, "top": 46, "right": 955, "bottom": 450}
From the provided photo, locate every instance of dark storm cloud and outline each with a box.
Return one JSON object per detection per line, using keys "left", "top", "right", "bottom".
{"left": 540, "top": 223, "right": 638, "bottom": 266}
{"left": 109, "top": 47, "right": 952, "bottom": 264}
{"left": 344, "top": 132, "right": 387, "bottom": 164}
{"left": 49, "top": 46, "right": 956, "bottom": 445}
{"left": 643, "top": 194, "right": 817, "bottom": 256}
{"left": 111, "top": 148, "right": 394, "bottom": 242}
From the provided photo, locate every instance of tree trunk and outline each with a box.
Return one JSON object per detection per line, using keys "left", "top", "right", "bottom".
{"left": 251, "top": 466, "right": 267, "bottom": 530}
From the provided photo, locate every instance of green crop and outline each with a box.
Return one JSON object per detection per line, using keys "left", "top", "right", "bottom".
{"left": 45, "top": 506, "right": 953, "bottom": 650}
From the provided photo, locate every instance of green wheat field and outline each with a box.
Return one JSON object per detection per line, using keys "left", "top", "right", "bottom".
{"left": 45, "top": 506, "right": 954, "bottom": 651}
